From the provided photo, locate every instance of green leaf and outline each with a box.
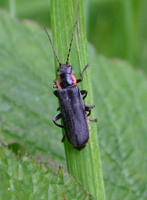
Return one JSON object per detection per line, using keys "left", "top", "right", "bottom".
{"left": 0, "top": 8, "right": 146, "bottom": 200}
{"left": 0, "top": 9, "right": 65, "bottom": 164}
{"left": 0, "top": 144, "right": 95, "bottom": 199}
{"left": 89, "top": 46, "right": 147, "bottom": 199}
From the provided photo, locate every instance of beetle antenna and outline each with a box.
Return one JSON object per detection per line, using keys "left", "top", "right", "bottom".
{"left": 66, "top": 7, "right": 79, "bottom": 65}
{"left": 44, "top": 27, "right": 61, "bottom": 65}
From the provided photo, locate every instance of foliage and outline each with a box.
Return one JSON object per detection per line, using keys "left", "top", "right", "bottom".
{"left": 0, "top": 0, "right": 146, "bottom": 72}
{"left": 0, "top": 144, "right": 95, "bottom": 200}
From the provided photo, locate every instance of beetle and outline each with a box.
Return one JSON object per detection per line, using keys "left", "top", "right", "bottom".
{"left": 44, "top": 20, "right": 96, "bottom": 150}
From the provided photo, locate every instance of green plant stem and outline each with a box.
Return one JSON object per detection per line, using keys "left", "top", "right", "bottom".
{"left": 50, "top": 0, "right": 105, "bottom": 199}
{"left": 9, "top": 0, "right": 16, "bottom": 17}
{"left": 122, "top": 0, "right": 137, "bottom": 66}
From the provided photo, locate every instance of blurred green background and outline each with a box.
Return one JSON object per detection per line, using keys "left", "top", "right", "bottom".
{"left": 0, "top": 0, "right": 147, "bottom": 73}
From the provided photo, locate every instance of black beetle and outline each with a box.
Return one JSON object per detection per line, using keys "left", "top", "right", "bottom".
{"left": 44, "top": 20, "right": 96, "bottom": 150}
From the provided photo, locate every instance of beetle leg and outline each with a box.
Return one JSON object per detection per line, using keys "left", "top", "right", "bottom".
{"left": 61, "top": 135, "right": 66, "bottom": 143}
{"left": 57, "top": 107, "right": 60, "bottom": 111}
{"left": 53, "top": 85, "right": 58, "bottom": 88}
{"left": 53, "top": 79, "right": 57, "bottom": 84}
{"left": 85, "top": 104, "right": 95, "bottom": 108}
{"left": 80, "top": 90, "right": 87, "bottom": 99}
{"left": 53, "top": 90, "right": 58, "bottom": 97}
{"left": 53, "top": 113, "right": 64, "bottom": 128}
{"left": 53, "top": 80, "right": 58, "bottom": 88}
{"left": 89, "top": 118, "right": 97, "bottom": 122}
{"left": 77, "top": 63, "right": 90, "bottom": 83}
{"left": 85, "top": 104, "right": 95, "bottom": 117}
{"left": 85, "top": 107, "right": 91, "bottom": 117}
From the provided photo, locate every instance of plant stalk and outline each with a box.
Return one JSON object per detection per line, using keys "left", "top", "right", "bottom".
{"left": 50, "top": 0, "right": 105, "bottom": 199}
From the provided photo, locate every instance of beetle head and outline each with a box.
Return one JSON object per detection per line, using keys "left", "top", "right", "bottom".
{"left": 58, "top": 64, "right": 72, "bottom": 75}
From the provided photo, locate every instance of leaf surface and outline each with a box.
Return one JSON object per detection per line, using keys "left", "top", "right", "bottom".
{"left": 0, "top": 144, "right": 95, "bottom": 200}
